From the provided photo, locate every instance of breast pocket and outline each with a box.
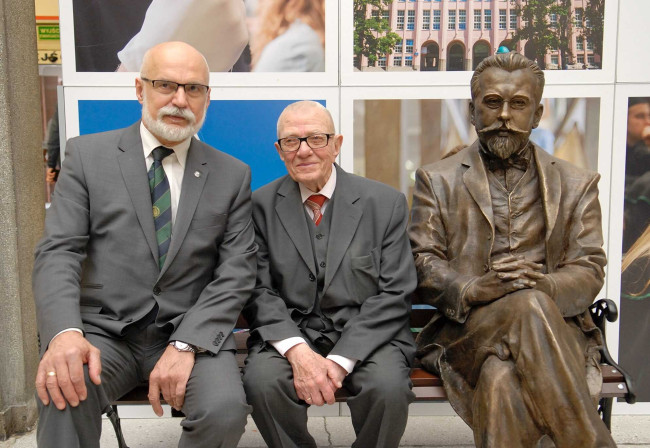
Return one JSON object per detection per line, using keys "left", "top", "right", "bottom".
{"left": 189, "top": 213, "right": 227, "bottom": 231}
{"left": 349, "top": 248, "right": 380, "bottom": 301}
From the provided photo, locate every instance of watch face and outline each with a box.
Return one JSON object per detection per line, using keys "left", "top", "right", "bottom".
{"left": 171, "top": 341, "right": 193, "bottom": 352}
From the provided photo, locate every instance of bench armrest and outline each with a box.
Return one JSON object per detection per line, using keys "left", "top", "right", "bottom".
{"left": 589, "top": 298, "right": 636, "bottom": 404}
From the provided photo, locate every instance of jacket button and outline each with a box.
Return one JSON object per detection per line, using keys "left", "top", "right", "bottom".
{"left": 153, "top": 286, "right": 161, "bottom": 295}
{"left": 309, "top": 274, "right": 315, "bottom": 281}
{"left": 320, "top": 261, "right": 326, "bottom": 268}
{"left": 483, "top": 264, "right": 489, "bottom": 272}
{"left": 316, "top": 234, "right": 323, "bottom": 240}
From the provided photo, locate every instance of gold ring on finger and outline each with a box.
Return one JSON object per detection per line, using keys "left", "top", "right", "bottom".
{"left": 47, "top": 371, "right": 56, "bottom": 377}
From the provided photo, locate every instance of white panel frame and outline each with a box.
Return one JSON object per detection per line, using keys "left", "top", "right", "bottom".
{"left": 59, "top": 0, "right": 339, "bottom": 87}
{"left": 340, "top": 0, "right": 619, "bottom": 87}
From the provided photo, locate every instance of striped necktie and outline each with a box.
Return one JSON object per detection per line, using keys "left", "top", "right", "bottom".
{"left": 305, "top": 194, "right": 327, "bottom": 226}
{"left": 148, "top": 146, "right": 174, "bottom": 269}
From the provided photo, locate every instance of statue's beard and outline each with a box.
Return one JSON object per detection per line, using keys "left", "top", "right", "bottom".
{"left": 478, "top": 121, "right": 531, "bottom": 159}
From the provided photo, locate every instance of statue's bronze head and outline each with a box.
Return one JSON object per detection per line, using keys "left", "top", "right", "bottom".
{"left": 469, "top": 53, "right": 545, "bottom": 160}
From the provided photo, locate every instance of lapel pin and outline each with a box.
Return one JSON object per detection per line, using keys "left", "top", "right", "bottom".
{"left": 194, "top": 171, "right": 201, "bottom": 178}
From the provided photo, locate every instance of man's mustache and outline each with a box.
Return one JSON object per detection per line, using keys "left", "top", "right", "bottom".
{"left": 477, "top": 121, "right": 528, "bottom": 135}
{"left": 158, "top": 105, "right": 196, "bottom": 124}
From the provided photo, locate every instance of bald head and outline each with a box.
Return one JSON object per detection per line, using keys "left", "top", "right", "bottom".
{"left": 140, "top": 41, "right": 210, "bottom": 84}
{"left": 277, "top": 101, "right": 335, "bottom": 137}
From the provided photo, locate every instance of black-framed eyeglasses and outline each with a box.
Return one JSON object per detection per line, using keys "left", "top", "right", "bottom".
{"left": 141, "top": 77, "right": 209, "bottom": 98}
{"left": 277, "top": 133, "right": 334, "bottom": 152}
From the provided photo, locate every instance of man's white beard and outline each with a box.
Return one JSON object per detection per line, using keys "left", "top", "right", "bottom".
{"left": 142, "top": 102, "right": 206, "bottom": 144}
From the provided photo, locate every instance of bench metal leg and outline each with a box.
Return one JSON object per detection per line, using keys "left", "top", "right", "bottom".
{"left": 105, "top": 405, "right": 130, "bottom": 448}
{"left": 597, "top": 396, "right": 613, "bottom": 431}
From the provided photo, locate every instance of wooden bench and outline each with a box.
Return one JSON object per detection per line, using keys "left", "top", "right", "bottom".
{"left": 106, "top": 298, "right": 635, "bottom": 448}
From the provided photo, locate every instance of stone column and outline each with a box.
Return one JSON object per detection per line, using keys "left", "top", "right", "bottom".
{"left": 0, "top": 0, "right": 45, "bottom": 439}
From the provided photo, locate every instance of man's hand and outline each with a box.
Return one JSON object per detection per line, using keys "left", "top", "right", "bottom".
{"left": 148, "top": 345, "right": 195, "bottom": 416}
{"left": 45, "top": 167, "right": 58, "bottom": 185}
{"left": 465, "top": 255, "right": 545, "bottom": 306}
{"left": 285, "top": 343, "right": 337, "bottom": 406}
{"left": 325, "top": 359, "right": 347, "bottom": 391}
{"left": 35, "top": 331, "right": 102, "bottom": 410}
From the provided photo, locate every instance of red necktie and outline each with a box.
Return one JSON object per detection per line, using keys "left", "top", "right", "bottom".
{"left": 305, "top": 194, "right": 327, "bottom": 226}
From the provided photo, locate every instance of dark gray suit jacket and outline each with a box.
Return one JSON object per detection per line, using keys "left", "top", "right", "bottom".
{"left": 244, "top": 164, "right": 416, "bottom": 364}
{"left": 33, "top": 122, "right": 257, "bottom": 355}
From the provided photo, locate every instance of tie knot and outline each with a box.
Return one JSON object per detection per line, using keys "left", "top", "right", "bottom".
{"left": 305, "top": 194, "right": 327, "bottom": 211}
{"left": 152, "top": 146, "right": 174, "bottom": 162}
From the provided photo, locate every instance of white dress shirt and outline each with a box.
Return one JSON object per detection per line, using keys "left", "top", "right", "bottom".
{"left": 140, "top": 123, "right": 191, "bottom": 226}
{"left": 269, "top": 166, "right": 358, "bottom": 374}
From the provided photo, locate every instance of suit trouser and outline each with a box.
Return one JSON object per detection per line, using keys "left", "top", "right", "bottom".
{"left": 36, "top": 324, "right": 251, "bottom": 448}
{"left": 438, "top": 290, "right": 616, "bottom": 448}
{"left": 243, "top": 341, "right": 415, "bottom": 448}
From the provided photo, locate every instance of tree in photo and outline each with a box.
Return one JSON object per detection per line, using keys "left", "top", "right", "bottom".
{"left": 580, "top": 0, "right": 605, "bottom": 66}
{"left": 509, "top": 0, "right": 573, "bottom": 70}
{"left": 354, "top": 0, "right": 401, "bottom": 70}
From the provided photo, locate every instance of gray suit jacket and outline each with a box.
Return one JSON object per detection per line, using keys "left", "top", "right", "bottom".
{"left": 33, "top": 122, "right": 257, "bottom": 356}
{"left": 244, "top": 164, "right": 417, "bottom": 364}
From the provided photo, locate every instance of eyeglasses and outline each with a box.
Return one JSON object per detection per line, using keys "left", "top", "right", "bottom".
{"left": 277, "top": 133, "right": 334, "bottom": 152}
{"left": 140, "top": 77, "right": 209, "bottom": 98}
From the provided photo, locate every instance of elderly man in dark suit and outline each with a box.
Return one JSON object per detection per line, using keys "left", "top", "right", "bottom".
{"left": 243, "top": 101, "right": 416, "bottom": 448}
{"left": 33, "top": 41, "right": 256, "bottom": 447}
{"left": 409, "top": 53, "right": 616, "bottom": 447}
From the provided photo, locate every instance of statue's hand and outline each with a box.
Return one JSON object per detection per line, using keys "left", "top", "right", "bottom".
{"left": 465, "top": 270, "right": 534, "bottom": 306}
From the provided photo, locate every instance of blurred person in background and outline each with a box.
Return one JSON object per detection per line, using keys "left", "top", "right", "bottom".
{"left": 251, "top": 0, "right": 325, "bottom": 72}
{"left": 620, "top": 224, "right": 650, "bottom": 401}
{"left": 623, "top": 98, "right": 650, "bottom": 252}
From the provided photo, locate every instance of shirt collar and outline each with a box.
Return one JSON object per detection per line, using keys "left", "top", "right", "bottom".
{"left": 140, "top": 122, "right": 191, "bottom": 169}
{"left": 299, "top": 164, "right": 337, "bottom": 203}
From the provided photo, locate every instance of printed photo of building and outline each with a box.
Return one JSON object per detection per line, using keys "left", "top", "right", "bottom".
{"left": 354, "top": 0, "right": 603, "bottom": 71}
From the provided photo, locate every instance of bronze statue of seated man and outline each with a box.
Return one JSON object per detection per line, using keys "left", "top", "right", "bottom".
{"left": 408, "top": 52, "right": 616, "bottom": 447}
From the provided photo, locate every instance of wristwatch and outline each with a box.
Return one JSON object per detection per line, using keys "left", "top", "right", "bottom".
{"left": 169, "top": 341, "right": 197, "bottom": 353}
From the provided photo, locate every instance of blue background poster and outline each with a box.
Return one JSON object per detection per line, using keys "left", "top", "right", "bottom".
{"left": 78, "top": 99, "right": 326, "bottom": 190}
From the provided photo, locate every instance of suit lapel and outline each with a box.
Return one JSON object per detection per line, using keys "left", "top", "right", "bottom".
{"left": 462, "top": 143, "right": 495, "bottom": 231}
{"left": 323, "top": 166, "right": 362, "bottom": 293}
{"left": 160, "top": 139, "right": 208, "bottom": 277}
{"left": 117, "top": 122, "right": 158, "bottom": 263}
{"left": 534, "top": 146, "right": 561, "bottom": 244}
{"left": 275, "top": 177, "right": 316, "bottom": 275}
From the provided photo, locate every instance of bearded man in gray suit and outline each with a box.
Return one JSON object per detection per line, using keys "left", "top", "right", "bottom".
{"left": 33, "top": 42, "right": 256, "bottom": 448}
{"left": 243, "top": 101, "right": 417, "bottom": 448}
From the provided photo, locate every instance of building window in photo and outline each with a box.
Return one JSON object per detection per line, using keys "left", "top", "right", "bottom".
{"left": 449, "top": 10, "right": 456, "bottom": 30}
{"left": 474, "top": 9, "right": 482, "bottom": 29}
{"left": 397, "top": 10, "right": 405, "bottom": 30}
{"left": 406, "top": 39, "right": 414, "bottom": 53}
{"left": 423, "top": 10, "right": 431, "bottom": 30}
{"left": 484, "top": 9, "right": 492, "bottom": 30}
{"left": 433, "top": 10, "right": 441, "bottom": 30}
{"left": 459, "top": 10, "right": 466, "bottom": 30}
{"left": 407, "top": 10, "right": 415, "bottom": 30}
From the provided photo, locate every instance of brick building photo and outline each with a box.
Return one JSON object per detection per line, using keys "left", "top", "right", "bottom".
{"left": 354, "top": 0, "right": 603, "bottom": 71}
